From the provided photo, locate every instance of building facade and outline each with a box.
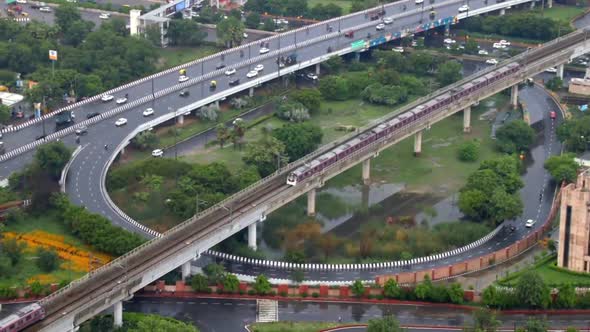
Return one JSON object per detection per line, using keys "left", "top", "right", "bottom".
{"left": 558, "top": 169, "right": 590, "bottom": 272}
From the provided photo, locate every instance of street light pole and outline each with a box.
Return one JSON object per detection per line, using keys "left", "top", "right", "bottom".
{"left": 41, "top": 96, "right": 46, "bottom": 136}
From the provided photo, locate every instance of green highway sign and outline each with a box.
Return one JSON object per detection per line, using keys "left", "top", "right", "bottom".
{"left": 351, "top": 40, "right": 365, "bottom": 50}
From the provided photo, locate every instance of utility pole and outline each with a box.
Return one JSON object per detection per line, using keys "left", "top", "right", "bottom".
{"left": 41, "top": 96, "right": 46, "bottom": 136}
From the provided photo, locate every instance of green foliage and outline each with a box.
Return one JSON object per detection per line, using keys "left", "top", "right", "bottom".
{"left": 556, "top": 283, "right": 576, "bottom": 309}
{"left": 253, "top": 274, "right": 272, "bottom": 295}
{"left": 291, "top": 89, "right": 322, "bottom": 114}
{"left": 319, "top": 76, "right": 350, "bottom": 101}
{"left": 321, "top": 56, "right": 344, "bottom": 74}
{"left": 545, "top": 77, "right": 563, "bottom": 91}
{"left": 463, "top": 12, "right": 573, "bottom": 41}
{"left": 367, "top": 315, "right": 403, "bottom": 332}
{"left": 276, "top": 100, "right": 310, "bottom": 122}
{"left": 125, "top": 313, "right": 199, "bottom": 332}
{"left": 310, "top": 3, "right": 342, "bottom": 20}
{"left": 36, "top": 247, "right": 60, "bottom": 273}
{"left": 245, "top": 12, "right": 261, "bottom": 29}
{"left": 190, "top": 274, "right": 209, "bottom": 292}
{"left": 131, "top": 131, "right": 159, "bottom": 151}
{"left": 557, "top": 115, "right": 590, "bottom": 152}
{"left": 216, "top": 16, "right": 245, "bottom": 48}
{"left": 351, "top": 279, "right": 365, "bottom": 298}
{"left": 457, "top": 140, "right": 480, "bottom": 162}
{"left": 51, "top": 194, "right": 145, "bottom": 256}
{"left": 544, "top": 153, "right": 579, "bottom": 184}
{"left": 515, "top": 271, "right": 551, "bottom": 309}
{"left": 0, "top": 254, "right": 13, "bottom": 278}
{"left": 243, "top": 137, "right": 288, "bottom": 177}
{"left": 447, "top": 283, "right": 464, "bottom": 304}
{"left": 223, "top": 274, "right": 240, "bottom": 293}
{"left": 361, "top": 83, "right": 408, "bottom": 106}
{"left": 203, "top": 263, "right": 227, "bottom": 285}
{"left": 415, "top": 274, "right": 433, "bottom": 300}
{"left": 521, "top": 318, "right": 549, "bottom": 332}
{"left": 495, "top": 120, "right": 535, "bottom": 154}
{"left": 1, "top": 238, "right": 26, "bottom": 266}
{"left": 291, "top": 269, "right": 305, "bottom": 283}
{"left": 464, "top": 39, "right": 479, "bottom": 55}
{"left": 465, "top": 308, "right": 501, "bottom": 332}
{"left": 35, "top": 141, "right": 72, "bottom": 180}
{"left": 167, "top": 19, "right": 207, "bottom": 46}
{"left": 458, "top": 156, "right": 523, "bottom": 224}
{"left": 0, "top": 104, "right": 11, "bottom": 124}
{"left": 436, "top": 61, "right": 462, "bottom": 86}
{"left": 383, "top": 278, "right": 401, "bottom": 299}
{"left": 272, "top": 123, "right": 323, "bottom": 162}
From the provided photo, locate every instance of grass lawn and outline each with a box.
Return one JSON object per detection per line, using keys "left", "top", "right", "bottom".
{"left": 307, "top": 0, "right": 352, "bottom": 12}
{"left": 532, "top": 5, "right": 587, "bottom": 23}
{"left": 0, "top": 212, "right": 107, "bottom": 288}
{"left": 499, "top": 255, "right": 590, "bottom": 287}
{"left": 249, "top": 322, "right": 340, "bottom": 332}
{"left": 156, "top": 46, "right": 222, "bottom": 70}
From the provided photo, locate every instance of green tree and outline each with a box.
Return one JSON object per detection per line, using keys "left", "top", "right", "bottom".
{"left": 291, "top": 89, "right": 322, "bottom": 114}
{"left": 132, "top": 131, "right": 159, "bottom": 151}
{"left": 319, "top": 76, "right": 350, "bottom": 101}
{"left": 415, "top": 274, "right": 433, "bottom": 300}
{"left": 515, "top": 271, "right": 550, "bottom": 309}
{"left": 0, "top": 254, "right": 12, "bottom": 278}
{"left": 190, "top": 274, "right": 209, "bottom": 292}
{"left": 556, "top": 283, "right": 576, "bottom": 309}
{"left": 464, "top": 39, "right": 479, "bottom": 55}
{"left": 2, "top": 238, "right": 26, "bottom": 266}
{"left": 245, "top": 12, "right": 261, "bottom": 29}
{"left": 216, "top": 16, "right": 245, "bottom": 48}
{"left": 521, "top": 318, "right": 549, "bottom": 332}
{"left": 367, "top": 315, "right": 403, "bottom": 332}
{"left": 127, "top": 315, "right": 199, "bottom": 332}
{"left": 545, "top": 77, "right": 563, "bottom": 91}
{"left": 223, "top": 274, "right": 240, "bottom": 293}
{"left": 447, "top": 283, "right": 464, "bottom": 304}
{"left": 464, "top": 308, "right": 501, "bottom": 332}
{"left": 243, "top": 137, "right": 288, "bottom": 177}
{"left": 544, "top": 153, "right": 579, "bottom": 183}
{"left": 436, "top": 61, "right": 462, "bottom": 86}
{"left": 203, "top": 263, "right": 227, "bottom": 285}
{"left": 261, "top": 17, "right": 276, "bottom": 32}
{"left": 272, "top": 123, "right": 323, "bottom": 161}
{"left": 0, "top": 104, "right": 10, "bottom": 124}
{"left": 55, "top": 3, "right": 82, "bottom": 33}
{"left": 34, "top": 141, "right": 71, "bottom": 180}
{"left": 351, "top": 280, "right": 365, "bottom": 298}
{"left": 495, "top": 120, "right": 535, "bottom": 154}
{"left": 253, "top": 274, "right": 272, "bottom": 295}
{"left": 457, "top": 140, "right": 480, "bottom": 162}
{"left": 216, "top": 123, "right": 229, "bottom": 148}
{"left": 36, "top": 247, "right": 60, "bottom": 272}
{"left": 383, "top": 278, "right": 401, "bottom": 299}
{"left": 167, "top": 19, "right": 207, "bottom": 46}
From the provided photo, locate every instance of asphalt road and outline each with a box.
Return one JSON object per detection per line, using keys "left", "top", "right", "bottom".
{"left": 122, "top": 297, "right": 590, "bottom": 332}
{"left": 204, "top": 80, "right": 562, "bottom": 280}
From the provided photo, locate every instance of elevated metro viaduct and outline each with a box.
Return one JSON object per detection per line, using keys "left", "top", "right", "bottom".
{"left": 23, "top": 28, "right": 590, "bottom": 332}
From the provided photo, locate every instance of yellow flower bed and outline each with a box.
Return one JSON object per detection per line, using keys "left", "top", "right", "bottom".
{"left": 3, "top": 231, "right": 112, "bottom": 272}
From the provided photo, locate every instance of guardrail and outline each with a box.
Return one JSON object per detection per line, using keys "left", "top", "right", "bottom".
{"left": 59, "top": 145, "right": 83, "bottom": 193}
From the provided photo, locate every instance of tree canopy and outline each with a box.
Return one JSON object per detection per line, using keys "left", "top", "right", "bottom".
{"left": 495, "top": 120, "right": 535, "bottom": 154}
{"left": 272, "top": 123, "right": 323, "bottom": 161}
{"left": 544, "top": 153, "right": 579, "bottom": 184}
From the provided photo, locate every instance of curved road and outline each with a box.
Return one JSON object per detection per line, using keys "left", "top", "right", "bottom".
{"left": 207, "top": 82, "right": 562, "bottom": 280}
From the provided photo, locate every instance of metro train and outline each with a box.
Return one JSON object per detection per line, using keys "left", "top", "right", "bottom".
{"left": 0, "top": 303, "right": 45, "bottom": 332}
{"left": 286, "top": 62, "right": 521, "bottom": 186}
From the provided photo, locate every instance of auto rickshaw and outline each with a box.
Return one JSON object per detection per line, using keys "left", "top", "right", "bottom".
{"left": 210, "top": 80, "right": 217, "bottom": 90}
{"left": 179, "top": 68, "right": 186, "bottom": 76}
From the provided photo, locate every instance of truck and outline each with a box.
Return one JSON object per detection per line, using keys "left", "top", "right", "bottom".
{"left": 277, "top": 53, "right": 298, "bottom": 67}
{"left": 55, "top": 110, "right": 73, "bottom": 126}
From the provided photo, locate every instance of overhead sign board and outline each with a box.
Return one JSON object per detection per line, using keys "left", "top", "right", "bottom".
{"left": 351, "top": 40, "right": 365, "bottom": 50}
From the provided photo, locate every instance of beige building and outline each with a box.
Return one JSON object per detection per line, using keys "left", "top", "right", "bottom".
{"left": 558, "top": 169, "right": 590, "bottom": 272}
{"left": 568, "top": 67, "right": 590, "bottom": 96}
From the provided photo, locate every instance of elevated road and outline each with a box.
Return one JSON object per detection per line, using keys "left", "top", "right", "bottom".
{"left": 23, "top": 29, "right": 590, "bottom": 332}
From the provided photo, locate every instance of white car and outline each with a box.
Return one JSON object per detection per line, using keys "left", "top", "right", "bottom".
{"left": 478, "top": 49, "right": 489, "bottom": 55}
{"left": 415, "top": 0, "right": 424, "bottom": 3}
{"left": 492, "top": 43, "right": 507, "bottom": 49}
{"left": 243, "top": 32, "right": 248, "bottom": 38}
{"left": 498, "top": 39, "right": 511, "bottom": 46}
{"left": 39, "top": 6, "right": 51, "bottom": 12}
{"left": 486, "top": 59, "right": 498, "bottom": 65}
{"left": 143, "top": 108, "right": 154, "bottom": 117}
{"left": 254, "top": 64, "right": 264, "bottom": 72}
{"left": 525, "top": 219, "right": 536, "bottom": 228}
{"left": 392, "top": 46, "right": 404, "bottom": 53}
{"left": 115, "top": 118, "right": 127, "bottom": 127}
{"left": 383, "top": 17, "right": 393, "bottom": 25}
{"left": 224, "top": 68, "right": 236, "bottom": 76}
{"left": 259, "top": 47, "right": 270, "bottom": 54}
{"left": 376, "top": 23, "right": 385, "bottom": 31}
{"left": 178, "top": 75, "right": 189, "bottom": 82}
{"left": 545, "top": 67, "right": 557, "bottom": 73}
{"left": 16, "top": 0, "right": 26, "bottom": 3}
{"left": 116, "top": 97, "right": 128, "bottom": 104}
{"left": 101, "top": 94, "right": 114, "bottom": 102}
{"left": 99, "top": 13, "right": 110, "bottom": 19}
{"left": 458, "top": 4, "right": 469, "bottom": 12}
{"left": 152, "top": 149, "right": 164, "bottom": 157}
{"left": 443, "top": 38, "right": 456, "bottom": 44}
{"left": 306, "top": 73, "right": 318, "bottom": 80}
{"left": 246, "top": 70, "right": 258, "bottom": 78}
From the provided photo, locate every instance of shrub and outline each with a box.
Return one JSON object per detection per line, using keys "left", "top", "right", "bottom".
{"left": 36, "top": 247, "right": 60, "bottom": 273}
{"left": 248, "top": 289, "right": 256, "bottom": 295}
{"left": 301, "top": 292, "right": 308, "bottom": 297}
{"left": 457, "top": 140, "right": 480, "bottom": 162}
{"left": 279, "top": 291, "right": 288, "bottom": 297}
{"left": 312, "top": 292, "right": 319, "bottom": 298}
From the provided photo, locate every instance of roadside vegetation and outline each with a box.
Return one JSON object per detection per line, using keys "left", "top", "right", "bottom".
{"left": 81, "top": 312, "right": 199, "bottom": 332}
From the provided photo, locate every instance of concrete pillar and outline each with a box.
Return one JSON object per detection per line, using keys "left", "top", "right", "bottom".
{"left": 510, "top": 84, "right": 518, "bottom": 109}
{"left": 249, "top": 87, "right": 254, "bottom": 97}
{"left": 414, "top": 130, "right": 422, "bottom": 156}
{"left": 444, "top": 22, "right": 450, "bottom": 37}
{"left": 557, "top": 63, "right": 564, "bottom": 80}
{"left": 307, "top": 188, "right": 316, "bottom": 216}
{"left": 530, "top": 1, "right": 535, "bottom": 9}
{"left": 547, "top": 0, "right": 552, "bottom": 8}
{"left": 215, "top": 100, "right": 220, "bottom": 108}
{"left": 354, "top": 52, "right": 361, "bottom": 62}
{"left": 315, "top": 63, "right": 320, "bottom": 76}
{"left": 248, "top": 223, "right": 257, "bottom": 250}
{"left": 120, "top": 146, "right": 125, "bottom": 155}
{"left": 499, "top": 8, "right": 505, "bottom": 16}
{"left": 113, "top": 301, "right": 123, "bottom": 327}
{"left": 178, "top": 114, "right": 184, "bottom": 125}
{"left": 361, "top": 184, "right": 370, "bottom": 211}
{"left": 463, "top": 107, "right": 471, "bottom": 133}
{"left": 181, "top": 261, "right": 191, "bottom": 280}
{"left": 362, "top": 158, "right": 371, "bottom": 184}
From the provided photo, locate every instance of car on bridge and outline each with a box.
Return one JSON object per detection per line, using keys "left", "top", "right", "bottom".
{"left": 254, "top": 64, "right": 264, "bottom": 72}
{"left": 344, "top": 31, "right": 354, "bottom": 38}
{"left": 180, "top": 89, "right": 190, "bottom": 97}
{"left": 99, "top": 13, "right": 110, "bottom": 19}
{"left": 545, "top": 67, "right": 557, "bottom": 73}
{"left": 178, "top": 75, "right": 189, "bottom": 83}
{"left": 383, "top": 17, "right": 393, "bottom": 24}
{"left": 115, "top": 118, "right": 127, "bottom": 127}
{"left": 87, "top": 112, "right": 100, "bottom": 119}
{"left": 486, "top": 59, "right": 498, "bottom": 65}
{"left": 75, "top": 125, "right": 88, "bottom": 136}
{"left": 229, "top": 78, "right": 240, "bottom": 86}
{"left": 143, "top": 108, "right": 154, "bottom": 117}
{"left": 415, "top": 0, "right": 424, "bottom": 4}
{"left": 458, "top": 4, "right": 469, "bottom": 12}
{"left": 209, "top": 80, "right": 217, "bottom": 90}
{"left": 224, "top": 68, "right": 236, "bottom": 76}
{"left": 116, "top": 97, "right": 128, "bottom": 104}
{"left": 101, "top": 94, "right": 113, "bottom": 102}
{"left": 259, "top": 47, "right": 270, "bottom": 54}
{"left": 215, "top": 63, "right": 225, "bottom": 70}
{"left": 247, "top": 70, "right": 258, "bottom": 78}
{"left": 376, "top": 23, "right": 385, "bottom": 31}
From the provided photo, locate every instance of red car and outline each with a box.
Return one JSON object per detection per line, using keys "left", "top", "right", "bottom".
{"left": 550, "top": 111, "right": 556, "bottom": 120}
